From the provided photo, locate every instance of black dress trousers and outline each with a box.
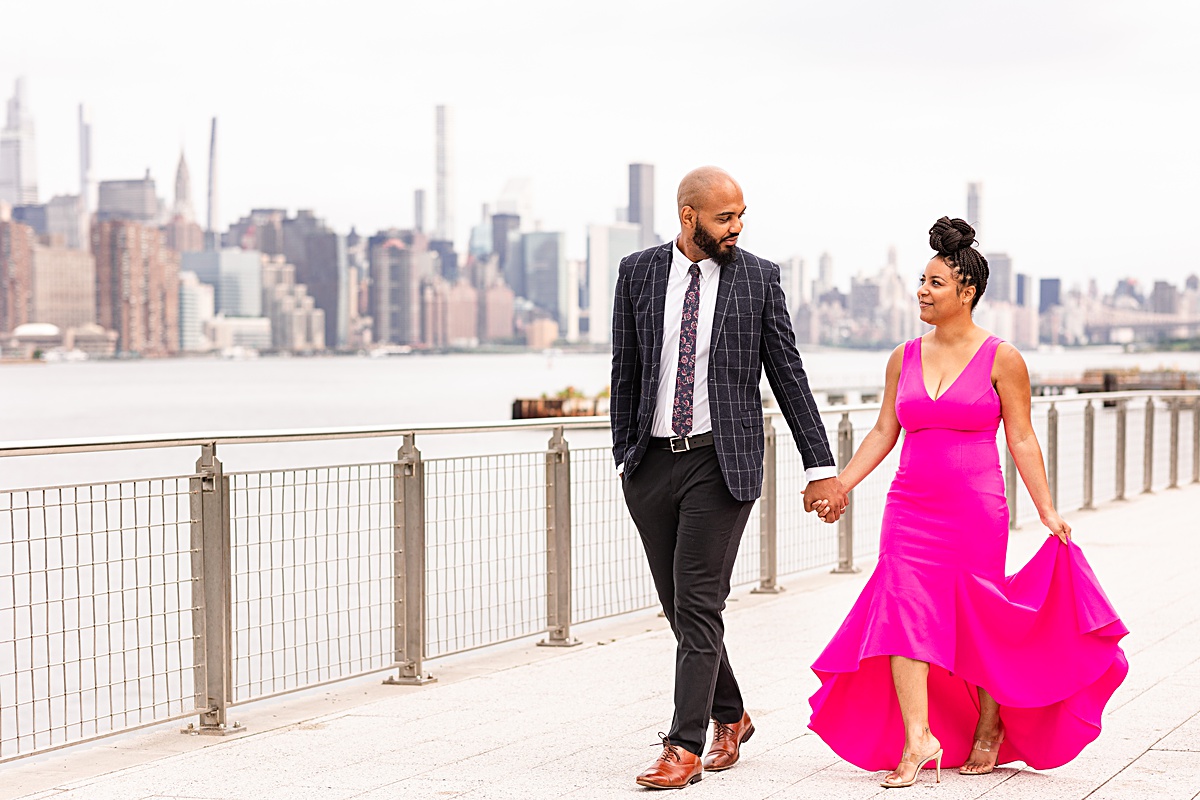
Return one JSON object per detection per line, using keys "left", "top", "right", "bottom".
{"left": 622, "top": 442, "right": 755, "bottom": 755}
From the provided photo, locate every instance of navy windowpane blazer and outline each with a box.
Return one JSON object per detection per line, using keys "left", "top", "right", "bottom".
{"left": 610, "top": 242, "right": 835, "bottom": 502}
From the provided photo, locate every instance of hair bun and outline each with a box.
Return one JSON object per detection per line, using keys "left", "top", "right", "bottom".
{"left": 929, "top": 216, "right": 976, "bottom": 254}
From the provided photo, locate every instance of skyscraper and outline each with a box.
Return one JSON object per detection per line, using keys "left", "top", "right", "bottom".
{"left": 628, "top": 163, "right": 656, "bottom": 250}
{"left": 369, "top": 233, "right": 432, "bottom": 345}
{"left": 435, "top": 105, "right": 454, "bottom": 244}
{"left": 1039, "top": 277, "right": 1061, "bottom": 313}
{"left": 92, "top": 220, "right": 180, "bottom": 355}
{"left": 816, "top": 252, "right": 834, "bottom": 297}
{"left": 206, "top": 117, "right": 218, "bottom": 243}
{"left": 0, "top": 78, "right": 38, "bottom": 205}
{"left": 182, "top": 249, "right": 263, "bottom": 317}
{"left": 587, "top": 222, "right": 642, "bottom": 344}
{"left": 178, "top": 270, "right": 215, "bottom": 352}
{"left": 778, "top": 255, "right": 807, "bottom": 313}
{"left": 97, "top": 173, "right": 159, "bottom": 223}
{"left": 174, "top": 151, "right": 195, "bottom": 222}
{"left": 282, "top": 210, "right": 348, "bottom": 347}
{"left": 0, "top": 220, "right": 35, "bottom": 333}
{"left": 986, "top": 252, "right": 1013, "bottom": 304}
{"left": 414, "top": 188, "right": 426, "bottom": 233}
{"left": 78, "top": 104, "right": 92, "bottom": 213}
{"left": 491, "top": 212, "right": 522, "bottom": 294}
{"left": 967, "top": 182, "right": 982, "bottom": 238}
{"left": 1015, "top": 273, "right": 1030, "bottom": 307}
{"left": 522, "top": 231, "right": 567, "bottom": 327}
{"left": 31, "top": 240, "right": 96, "bottom": 329}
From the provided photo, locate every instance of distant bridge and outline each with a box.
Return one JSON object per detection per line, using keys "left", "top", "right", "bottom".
{"left": 1083, "top": 307, "right": 1200, "bottom": 342}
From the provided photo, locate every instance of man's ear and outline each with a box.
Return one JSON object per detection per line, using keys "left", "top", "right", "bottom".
{"left": 680, "top": 205, "right": 696, "bottom": 231}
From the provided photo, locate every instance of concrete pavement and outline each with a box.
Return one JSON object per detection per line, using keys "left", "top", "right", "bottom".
{"left": 5, "top": 483, "right": 1200, "bottom": 800}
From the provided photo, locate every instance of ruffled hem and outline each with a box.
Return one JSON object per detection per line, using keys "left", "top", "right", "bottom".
{"left": 808, "top": 538, "right": 1128, "bottom": 770}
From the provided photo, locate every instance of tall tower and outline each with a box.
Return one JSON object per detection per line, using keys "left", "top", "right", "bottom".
{"left": 0, "top": 77, "right": 38, "bottom": 205}
{"left": 435, "top": 105, "right": 454, "bottom": 244}
{"left": 174, "top": 151, "right": 195, "bottom": 222}
{"left": 206, "top": 117, "right": 218, "bottom": 242}
{"left": 414, "top": 188, "right": 426, "bottom": 233}
{"left": 78, "top": 104, "right": 92, "bottom": 213}
{"left": 628, "top": 163, "right": 656, "bottom": 250}
{"left": 817, "top": 252, "right": 833, "bottom": 296}
{"left": 966, "top": 182, "right": 982, "bottom": 238}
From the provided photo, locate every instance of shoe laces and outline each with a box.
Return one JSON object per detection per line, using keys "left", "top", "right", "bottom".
{"left": 653, "top": 732, "right": 679, "bottom": 762}
{"left": 712, "top": 721, "right": 736, "bottom": 743}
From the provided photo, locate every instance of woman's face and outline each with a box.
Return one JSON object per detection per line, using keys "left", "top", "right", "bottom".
{"left": 917, "top": 257, "right": 972, "bottom": 324}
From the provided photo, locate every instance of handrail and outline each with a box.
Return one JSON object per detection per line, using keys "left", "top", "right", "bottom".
{"left": 4, "top": 390, "right": 1196, "bottom": 458}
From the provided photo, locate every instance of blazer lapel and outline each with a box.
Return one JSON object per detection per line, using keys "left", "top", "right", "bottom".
{"left": 709, "top": 250, "right": 741, "bottom": 351}
{"left": 647, "top": 242, "right": 673, "bottom": 396}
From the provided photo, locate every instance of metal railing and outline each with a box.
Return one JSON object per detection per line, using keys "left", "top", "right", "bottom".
{"left": 2, "top": 390, "right": 1198, "bottom": 762}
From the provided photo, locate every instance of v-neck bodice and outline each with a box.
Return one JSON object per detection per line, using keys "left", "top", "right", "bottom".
{"left": 896, "top": 335, "right": 1002, "bottom": 434}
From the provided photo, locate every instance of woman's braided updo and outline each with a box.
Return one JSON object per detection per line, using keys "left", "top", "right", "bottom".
{"left": 929, "top": 216, "right": 989, "bottom": 311}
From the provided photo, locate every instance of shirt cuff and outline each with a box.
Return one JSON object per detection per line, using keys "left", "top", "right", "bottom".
{"left": 616, "top": 462, "right": 624, "bottom": 476}
{"left": 804, "top": 466, "right": 838, "bottom": 483}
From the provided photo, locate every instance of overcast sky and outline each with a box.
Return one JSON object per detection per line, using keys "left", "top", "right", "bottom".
{"left": 3, "top": 0, "right": 1198, "bottom": 291}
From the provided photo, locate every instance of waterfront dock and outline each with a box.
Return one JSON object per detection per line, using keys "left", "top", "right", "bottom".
{"left": 5, "top": 482, "right": 1198, "bottom": 800}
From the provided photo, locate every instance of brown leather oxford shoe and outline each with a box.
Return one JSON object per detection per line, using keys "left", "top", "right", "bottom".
{"left": 635, "top": 733, "right": 703, "bottom": 789}
{"left": 702, "top": 712, "right": 755, "bottom": 771}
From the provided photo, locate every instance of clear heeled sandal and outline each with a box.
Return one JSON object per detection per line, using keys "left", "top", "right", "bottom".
{"left": 959, "top": 728, "right": 1005, "bottom": 775}
{"left": 880, "top": 745, "right": 943, "bottom": 788}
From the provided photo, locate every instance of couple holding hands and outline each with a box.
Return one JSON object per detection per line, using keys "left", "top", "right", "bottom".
{"left": 610, "top": 167, "right": 1128, "bottom": 790}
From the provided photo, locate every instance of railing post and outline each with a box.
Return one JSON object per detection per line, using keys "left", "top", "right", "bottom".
{"left": 185, "top": 443, "right": 242, "bottom": 735}
{"left": 1142, "top": 397, "right": 1155, "bottom": 494}
{"left": 753, "top": 416, "right": 782, "bottom": 593}
{"left": 540, "top": 427, "right": 580, "bottom": 646}
{"left": 832, "top": 412, "right": 859, "bottom": 574}
{"left": 1047, "top": 402, "right": 1059, "bottom": 509}
{"left": 1193, "top": 398, "right": 1200, "bottom": 484}
{"left": 1082, "top": 400, "right": 1095, "bottom": 510}
{"left": 1005, "top": 448, "right": 1018, "bottom": 530}
{"left": 1115, "top": 399, "right": 1127, "bottom": 501}
{"left": 385, "top": 433, "right": 436, "bottom": 684}
{"left": 1169, "top": 399, "right": 1180, "bottom": 489}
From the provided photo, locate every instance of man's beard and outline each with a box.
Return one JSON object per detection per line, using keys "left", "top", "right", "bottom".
{"left": 692, "top": 220, "right": 738, "bottom": 267}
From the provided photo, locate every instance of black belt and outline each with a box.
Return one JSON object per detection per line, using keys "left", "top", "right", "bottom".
{"left": 649, "top": 431, "right": 714, "bottom": 453}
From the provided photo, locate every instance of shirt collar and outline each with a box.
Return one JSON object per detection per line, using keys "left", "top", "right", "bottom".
{"left": 672, "top": 239, "right": 719, "bottom": 282}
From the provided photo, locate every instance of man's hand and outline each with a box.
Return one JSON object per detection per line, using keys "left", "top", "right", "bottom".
{"left": 804, "top": 476, "right": 848, "bottom": 524}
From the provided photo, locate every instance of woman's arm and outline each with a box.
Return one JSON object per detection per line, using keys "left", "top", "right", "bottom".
{"left": 838, "top": 344, "right": 905, "bottom": 493}
{"left": 994, "top": 343, "right": 1072, "bottom": 543}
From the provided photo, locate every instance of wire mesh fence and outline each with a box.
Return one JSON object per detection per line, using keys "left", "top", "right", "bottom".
{"left": 424, "top": 452, "right": 548, "bottom": 657}
{"left": 0, "top": 478, "right": 198, "bottom": 760}
{"left": 3, "top": 391, "right": 1198, "bottom": 762}
{"left": 570, "top": 446, "right": 655, "bottom": 623}
{"left": 228, "top": 464, "right": 394, "bottom": 703}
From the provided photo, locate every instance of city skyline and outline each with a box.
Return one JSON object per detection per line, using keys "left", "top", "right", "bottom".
{"left": 2, "top": 0, "right": 1198, "bottom": 288}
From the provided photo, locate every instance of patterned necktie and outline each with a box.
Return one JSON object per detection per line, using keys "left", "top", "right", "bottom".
{"left": 671, "top": 263, "right": 702, "bottom": 438}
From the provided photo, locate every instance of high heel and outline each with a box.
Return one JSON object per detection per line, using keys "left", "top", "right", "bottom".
{"left": 959, "top": 728, "right": 1005, "bottom": 775}
{"left": 880, "top": 746, "right": 942, "bottom": 788}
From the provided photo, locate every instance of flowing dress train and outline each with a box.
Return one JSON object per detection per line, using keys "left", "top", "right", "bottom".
{"left": 808, "top": 335, "right": 1128, "bottom": 770}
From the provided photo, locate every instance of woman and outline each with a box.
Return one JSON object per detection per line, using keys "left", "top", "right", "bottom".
{"left": 808, "top": 217, "right": 1128, "bottom": 788}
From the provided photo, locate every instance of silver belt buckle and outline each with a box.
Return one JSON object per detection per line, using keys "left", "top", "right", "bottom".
{"left": 669, "top": 436, "right": 690, "bottom": 453}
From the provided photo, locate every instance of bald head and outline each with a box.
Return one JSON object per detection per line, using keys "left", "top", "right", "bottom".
{"left": 676, "top": 166, "right": 740, "bottom": 213}
{"left": 674, "top": 166, "right": 746, "bottom": 267}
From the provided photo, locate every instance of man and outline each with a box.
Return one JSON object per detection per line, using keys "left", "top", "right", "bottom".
{"left": 611, "top": 166, "right": 847, "bottom": 789}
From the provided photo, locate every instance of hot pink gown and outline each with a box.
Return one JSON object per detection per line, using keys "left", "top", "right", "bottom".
{"left": 808, "top": 335, "right": 1128, "bottom": 771}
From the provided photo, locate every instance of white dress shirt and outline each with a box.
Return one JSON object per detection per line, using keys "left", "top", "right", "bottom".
{"left": 620, "top": 239, "right": 837, "bottom": 485}
{"left": 651, "top": 243, "right": 720, "bottom": 438}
